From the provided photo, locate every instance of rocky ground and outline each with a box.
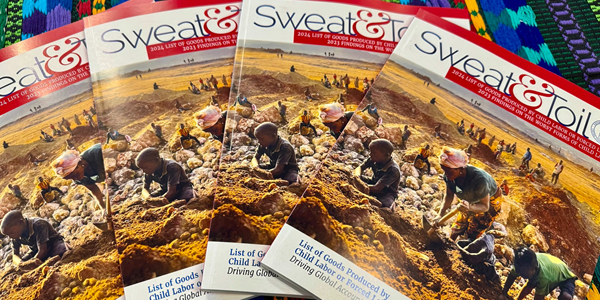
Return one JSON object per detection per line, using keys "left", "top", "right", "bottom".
{"left": 280, "top": 76, "right": 598, "bottom": 299}
{"left": 100, "top": 101, "right": 224, "bottom": 286}
{"left": 288, "top": 132, "right": 593, "bottom": 300}
{"left": 0, "top": 119, "right": 125, "bottom": 300}
{"left": 209, "top": 58, "right": 371, "bottom": 244}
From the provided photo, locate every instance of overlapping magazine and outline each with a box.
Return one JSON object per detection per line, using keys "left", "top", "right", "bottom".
{"left": 263, "top": 10, "right": 600, "bottom": 300}
{"left": 0, "top": 20, "right": 126, "bottom": 300}
{"left": 84, "top": 0, "right": 252, "bottom": 299}
{"left": 201, "top": 0, "right": 469, "bottom": 297}
{"left": 4, "top": 0, "right": 600, "bottom": 299}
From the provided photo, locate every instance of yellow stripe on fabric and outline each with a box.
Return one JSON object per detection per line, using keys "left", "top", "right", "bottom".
{"left": 465, "top": 0, "right": 492, "bottom": 41}
{"left": 92, "top": 0, "right": 105, "bottom": 14}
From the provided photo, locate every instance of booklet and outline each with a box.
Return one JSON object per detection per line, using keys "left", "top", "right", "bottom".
{"left": 84, "top": 0, "right": 254, "bottom": 299}
{"left": 0, "top": 21, "right": 126, "bottom": 299}
{"left": 201, "top": 0, "right": 469, "bottom": 297}
{"left": 263, "top": 10, "right": 600, "bottom": 300}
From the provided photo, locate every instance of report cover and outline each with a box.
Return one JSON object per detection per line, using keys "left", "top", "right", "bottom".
{"left": 84, "top": 0, "right": 253, "bottom": 299}
{"left": 0, "top": 21, "right": 126, "bottom": 299}
{"left": 263, "top": 10, "right": 600, "bottom": 300}
{"left": 201, "top": 0, "right": 470, "bottom": 297}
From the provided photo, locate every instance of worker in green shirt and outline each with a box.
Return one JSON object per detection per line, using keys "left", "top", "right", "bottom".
{"left": 502, "top": 247, "right": 576, "bottom": 300}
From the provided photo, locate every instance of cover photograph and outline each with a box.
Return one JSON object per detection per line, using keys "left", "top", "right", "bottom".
{"left": 263, "top": 10, "right": 600, "bottom": 300}
{"left": 0, "top": 21, "right": 126, "bottom": 299}
{"left": 84, "top": 0, "right": 252, "bottom": 299}
{"left": 201, "top": 0, "right": 470, "bottom": 297}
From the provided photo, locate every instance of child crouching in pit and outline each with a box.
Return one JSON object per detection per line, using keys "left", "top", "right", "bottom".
{"left": 1, "top": 210, "right": 68, "bottom": 266}
{"left": 252, "top": 122, "right": 299, "bottom": 185}
{"left": 501, "top": 247, "right": 576, "bottom": 300}
{"left": 355, "top": 139, "right": 401, "bottom": 210}
{"left": 135, "top": 148, "right": 194, "bottom": 203}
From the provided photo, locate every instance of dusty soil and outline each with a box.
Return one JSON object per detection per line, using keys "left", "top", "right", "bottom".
{"left": 0, "top": 89, "right": 123, "bottom": 299}
{"left": 92, "top": 57, "right": 233, "bottom": 286}
{"left": 210, "top": 47, "right": 383, "bottom": 243}
{"left": 282, "top": 60, "right": 599, "bottom": 299}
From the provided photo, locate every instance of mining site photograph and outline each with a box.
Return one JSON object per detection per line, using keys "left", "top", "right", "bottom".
{"left": 285, "top": 53, "right": 600, "bottom": 300}
{"left": 92, "top": 49, "right": 233, "bottom": 286}
{"left": 0, "top": 82, "right": 124, "bottom": 300}
{"left": 208, "top": 42, "right": 388, "bottom": 246}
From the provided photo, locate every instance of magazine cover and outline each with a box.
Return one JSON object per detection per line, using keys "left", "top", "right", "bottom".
{"left": 84, "top": 0, "right": 253, "bottom": 299}
{"left": 263, "top": 10, "right": 600, "bottom": 300}
{"left": 201, "top": 0, "right": 470, "bottom": 297}
{"left": 0, "top": 21, "right": 126, "bottom": 299}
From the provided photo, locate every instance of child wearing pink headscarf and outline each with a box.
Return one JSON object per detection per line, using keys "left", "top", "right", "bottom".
{"left": 195, "top": 106, "right": 227, "bottom": 142}
{"left": 319, "top": 103, "right": 354, "bottom": 139}
{"left": 435, "top": 147, "right": 502, "bottom": 241}
{"left": 52, "top": 143, "right": 106, "bottom": 210}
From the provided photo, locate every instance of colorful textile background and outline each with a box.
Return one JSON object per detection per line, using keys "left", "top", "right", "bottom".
{"left": 0, "top": 0, "right": 129, "bottom": 47}
{"left": 1, "top": 0, "right": 600, "bottom": 95}
{"left": 383, "top": 0, "right": 600, "bottom": 97}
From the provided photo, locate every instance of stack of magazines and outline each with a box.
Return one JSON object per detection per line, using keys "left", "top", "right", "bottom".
{"left": 0, "top": 0, "right": 599, "bottom": 300}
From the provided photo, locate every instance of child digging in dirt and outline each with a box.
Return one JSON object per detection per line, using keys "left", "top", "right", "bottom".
{"left": 252, "top": 122, "right": 299, "bottom": 185}
{"left": 178, "top": 123, "right": 202, "bottom": 150}
{"left": 414, "top": 144, "right": 432, "bottom": 174}
{"left": 320, "top": 102, "right": 353, "bottom": 139}
{"left": 501, "top": 247, "right": 576, "bottom": 300}
{"left": 151, "top": 123, "right": 166, "bottom": 143}
{"left": 36, "top": 177, "right": 64, "bottom": 201}
{"left": 434, "top": 147, "right": 502, "bottom": 241}
{"left": 52, "top": 144, "right": 108, "bottom": 216}
{"left": 7, "top": 184, "right": 26, "bottom": 202}
{"left": 195, "top": 106, "right": 227, "bottom": 142}
{"left": 175, "top": 100, "right": 191, "bottom": 113}
{"left": 233, "top": 93, "right": 255, "bottom": 110}
{"left": 278, "top": 101, "right": 287, "bottom": 123}
{"left": 106, "top": 128, "right": 131, "bottom": 145}
{"left": 304, "top": 88, "right": 314, "bottom": 101}
{"left": 300, "top": 110, "right": 318, "bottom": 136}
{"left": 136, "top": 148, "right": 195, "bottom": 203}
{"left": 1, "top": 210, "right": 68, "bottom": 266}
{"left": 355, "top": 139, "right": 400, "bottom": 210}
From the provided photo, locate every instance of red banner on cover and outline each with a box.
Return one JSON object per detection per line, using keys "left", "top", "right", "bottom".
{"left": 446, "top": 66, "right": 600, "bottom": 162}
{"left": 293, "top": 30, "right": 397, "bottom": 54}
{"left": 0, "top": 63, "right": 90, "bottom": 116}
{"left": 146, "top": 34, "right": 238, "bottom": 60}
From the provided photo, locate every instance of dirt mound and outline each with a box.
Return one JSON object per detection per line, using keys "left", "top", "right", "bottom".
{"left": 113, "top": 201, "right": 212, "bottom": 286}
{"left": 345, "top": 88, "right": 365, "bottom": 106}
{"left": 98, "top": 100, "right": 173, "bottom": 130}
{"left": 131, "top": 89, "right": 188, "bottom": 104}
{"left": 210, "top": 204, "right": 279, "bottom": 244}
{"left": 214, "top": 86, "right": 231, "bottom": 105}
{"left": 288, "top": 162, "right": 503, "bottom": 299}
{"left": 209, "top": 167, "right": 301, "bottom": 245}
{"left": 472, "top": 144, "right": 500, "bottom": 165}
{"left": 524, "top": 186, "right": 600, "bottom": 277}
{"left": 69, "top": 126, "right": 103, "bottom": 146}
{"left": 0, "top": 144, "right": 32, "bottom": 164}
{"left": 369, "top": 85, "right": 438, "bottom": 127}
{"left": 238, "top": 74, "right": 303, "bottom": 100}
{"left": 0, "top": 228, "right": 123, "bottom": 300}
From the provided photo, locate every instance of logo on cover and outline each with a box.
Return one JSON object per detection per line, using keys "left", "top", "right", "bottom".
{"left": 352, "top": 10, "right": 391, "bottom": 40}
{"left": 204, "top": 5, "right": 240, "bottom": 35}
{"left": 42, "top": 36, "right": 85, "bottom": 75}
{"left": 508, "top": 74, "right": 555, "bottom": 109}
